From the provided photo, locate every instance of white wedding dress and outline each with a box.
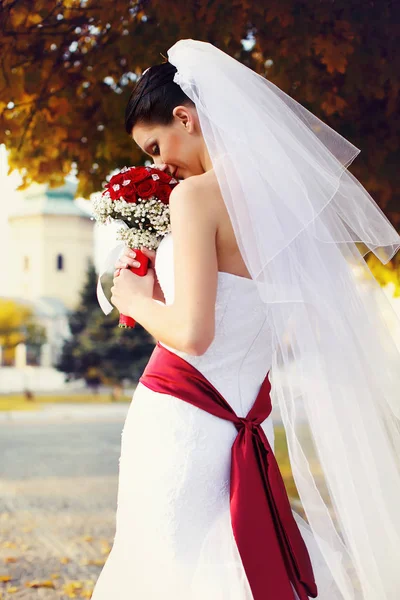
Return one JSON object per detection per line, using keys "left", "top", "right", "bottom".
{"left": 91, "top": 232, "right": 339, "bottom": 600}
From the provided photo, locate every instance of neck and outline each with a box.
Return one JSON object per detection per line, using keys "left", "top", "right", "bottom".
{"left": 200, "top": 142, "right": 213, "bottom": 172}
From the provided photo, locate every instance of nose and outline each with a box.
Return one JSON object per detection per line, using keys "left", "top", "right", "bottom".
{"left": 157, "top": 163, "right": 177, "bottom": 177}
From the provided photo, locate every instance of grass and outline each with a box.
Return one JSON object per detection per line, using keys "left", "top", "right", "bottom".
{"left": 0, "top": 393, "right": 132, "bottom": 412}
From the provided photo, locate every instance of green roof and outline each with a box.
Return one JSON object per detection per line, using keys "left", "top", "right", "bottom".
{"left": 9, "top": 180, "right": 92, "bottom": 219}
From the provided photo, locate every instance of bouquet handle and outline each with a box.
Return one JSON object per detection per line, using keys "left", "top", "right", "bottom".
{"left": 118, "top": 249, "right": 149, "bottom": 329}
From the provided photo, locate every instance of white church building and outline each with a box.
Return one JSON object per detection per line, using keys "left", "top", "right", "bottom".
{"left": 1, "top": 179, "right": 95, "bottom": 392}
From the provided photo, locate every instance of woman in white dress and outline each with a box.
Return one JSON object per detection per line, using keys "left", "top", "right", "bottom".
{"left": 92, "top": 40, "right": 400, "bottom": 600}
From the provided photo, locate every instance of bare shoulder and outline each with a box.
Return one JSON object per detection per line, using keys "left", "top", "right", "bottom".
{"left": 169, "top": 170, "right": 222, "bottom": 228}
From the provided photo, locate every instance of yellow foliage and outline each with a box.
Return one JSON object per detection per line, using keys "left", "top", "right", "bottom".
{"left": 9, "top": 8, "right": 28, "bottom": 28}
{"left": 367, "top": 254, "right": 400, "bottom": 295}
{"left": 27, "top": 13, "right": 43, "bottom": 26}
{"left": 0, "top": 300, "right": 36, "bottom": 365}
{"left": 0, "top": 0, "right": 398, "bottom": 224}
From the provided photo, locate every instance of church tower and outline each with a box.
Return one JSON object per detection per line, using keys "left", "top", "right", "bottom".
{"left": 8, "top": 179, "right": 94, "bottom": 310}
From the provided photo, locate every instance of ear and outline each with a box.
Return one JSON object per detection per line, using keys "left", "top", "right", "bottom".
{"left": 172, "top": 105, "right": 195, "bottom": 133}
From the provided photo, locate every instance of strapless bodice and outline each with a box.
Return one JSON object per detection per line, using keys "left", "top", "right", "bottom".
{"left": 154, "top": 233, "right": 276, "bottom": 417}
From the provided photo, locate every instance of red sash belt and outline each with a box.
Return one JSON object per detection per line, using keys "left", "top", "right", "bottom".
{"left": 139, "top": 342, "right": 318, "bottom": 600}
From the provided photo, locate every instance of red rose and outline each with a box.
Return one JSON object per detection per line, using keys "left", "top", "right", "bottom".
{"left": 149, "top": 168, "right": 174, "bottom": 183}
{"left": 120, "top": 183, "right": 138, "bottom": 204}
{"left": 136, "top": 179, "right": 158, "bottom": 199}
{"left": 104, "top": 171, "right": 127, "bottom": 200}
{"left": 107, "top": 170, "right": 128, "bottom": 188}
{"left": 156, "top": 183, "right": 174, "bottom": 204}
{"left": 104, "top": 181, "right": 124, "bottom": 201}
{"left": 126, "top": 167, "right": 152, "bottom": 183}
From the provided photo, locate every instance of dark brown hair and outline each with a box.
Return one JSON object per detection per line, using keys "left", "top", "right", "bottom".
{"left": 125, "top": 62, "right": 194, "bottom": 134}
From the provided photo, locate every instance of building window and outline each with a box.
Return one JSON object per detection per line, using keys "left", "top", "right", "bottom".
{"left": 23, "top": 256, "right": 29, "bottom": 271}
{"left": 57, "top": 254, "right": 64, "bottom": 271}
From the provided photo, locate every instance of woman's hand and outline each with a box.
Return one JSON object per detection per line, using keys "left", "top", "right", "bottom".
{"left": 114, "top": 247, "right": 165, "bottom": 303}
{"left": 111, "top": 265, "right": 155, "bottom": 317}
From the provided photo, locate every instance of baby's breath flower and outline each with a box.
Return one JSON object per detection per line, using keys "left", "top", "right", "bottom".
{"left": 90, "top": 166, "right": 173, "bottom": 251}
{"left": 91, "top": 189, "right": 171, "bottom": 249}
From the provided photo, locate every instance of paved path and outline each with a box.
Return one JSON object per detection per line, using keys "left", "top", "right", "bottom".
{"left": 0, "top": 401, "right": 287, "bottom": 599}
{"left": 0, "top": 419, "right": 125, "bottom": 599}
{"left": 0, "top": 403, "right": 130, "bottom": 424}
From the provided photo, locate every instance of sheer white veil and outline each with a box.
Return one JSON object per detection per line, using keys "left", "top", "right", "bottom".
{"left": 168, "top": 39, "right": 400, "bottom": 600}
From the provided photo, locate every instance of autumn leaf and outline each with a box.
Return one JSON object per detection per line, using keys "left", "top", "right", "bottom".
{"left": 25, "top": 580, "right": 55, "bottom": 589}
{"left": 312, "top": 34, "right": 353, "bottom": 74}
{"left": 62, "top": 581, "right": 84, "bottom": 598}
{"left": 321, "top": 92, "right": 348, "bottom": 116}
{"left": 80, "top": 558, "right": 105, "bottom": 567}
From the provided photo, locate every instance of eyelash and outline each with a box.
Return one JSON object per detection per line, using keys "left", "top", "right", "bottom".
{"left": 151, "top": 144, "right": 160, "bottom": 156}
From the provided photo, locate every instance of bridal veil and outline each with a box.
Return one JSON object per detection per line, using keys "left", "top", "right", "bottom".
{"left": 168, "top": 39, "right": 400, "bottom": 600}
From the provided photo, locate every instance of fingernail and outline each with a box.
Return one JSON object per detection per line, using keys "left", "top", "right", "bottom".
{"left": 129, "top": 251, "right": 136, "bottom": 257}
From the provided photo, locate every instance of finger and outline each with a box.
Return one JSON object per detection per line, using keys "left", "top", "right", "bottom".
{"left": 116, "top": 249, "right": 137, "bottom": 264}
{"left": 140, "top": 248, "right": 156, "bottom": 267}
{"left": 116, "top": 258, "right": 140, "bottom": 269}
{"left": 141, "top": 247, "right": 156, "bottom": 257}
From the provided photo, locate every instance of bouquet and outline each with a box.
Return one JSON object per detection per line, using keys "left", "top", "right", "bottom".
{"left": 92, "top": 165, "right": 178, "bottom": 328}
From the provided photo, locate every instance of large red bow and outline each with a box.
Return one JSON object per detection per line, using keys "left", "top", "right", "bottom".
{"left": 139, "top": 342, "right": 318, "bottom": 599}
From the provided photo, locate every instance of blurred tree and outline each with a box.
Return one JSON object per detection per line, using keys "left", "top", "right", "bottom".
{"left": 366, "top": 253, "right": 400, "bottom": 296}
{"left": 25, "top": 320, "right": 47, "bottom": 346}
{"left": 56, "top": 262, "right": 155, "bottom": 388}
{"left": 68, "top": 259, "right": 100, "bottom": 335}
{"left": 0, "top": 0, "right": 399, "bottom": 230}
{"left": 0, "top": 299, "right": 46, "bottom": 365}
{"left": 25, "top": 319, "right": 47, "bottom": 366}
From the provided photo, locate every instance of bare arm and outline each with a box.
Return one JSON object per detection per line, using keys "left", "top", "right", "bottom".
{"left": 126, "top": 179, "right": 219, "bottom": 355}
{"left": 116, "top": 246, "right": 166, "bottom": 303}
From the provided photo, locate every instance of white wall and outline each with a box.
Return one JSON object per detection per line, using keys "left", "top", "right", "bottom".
{"left": 8, "top": 213, "right": 94, "bottom": 311}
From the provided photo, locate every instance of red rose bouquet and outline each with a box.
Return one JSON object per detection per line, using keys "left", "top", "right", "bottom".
{"left": 92, "top": 165, "right": 178, "bottom": 328}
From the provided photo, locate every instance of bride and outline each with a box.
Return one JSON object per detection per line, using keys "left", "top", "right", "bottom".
{"left": 92, "top": 40, "right": 400, "bottom": 599}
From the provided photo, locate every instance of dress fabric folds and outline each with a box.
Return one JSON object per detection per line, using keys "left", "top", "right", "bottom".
{"left": 91, "top": 232, "right": 342, "bottom": 599}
